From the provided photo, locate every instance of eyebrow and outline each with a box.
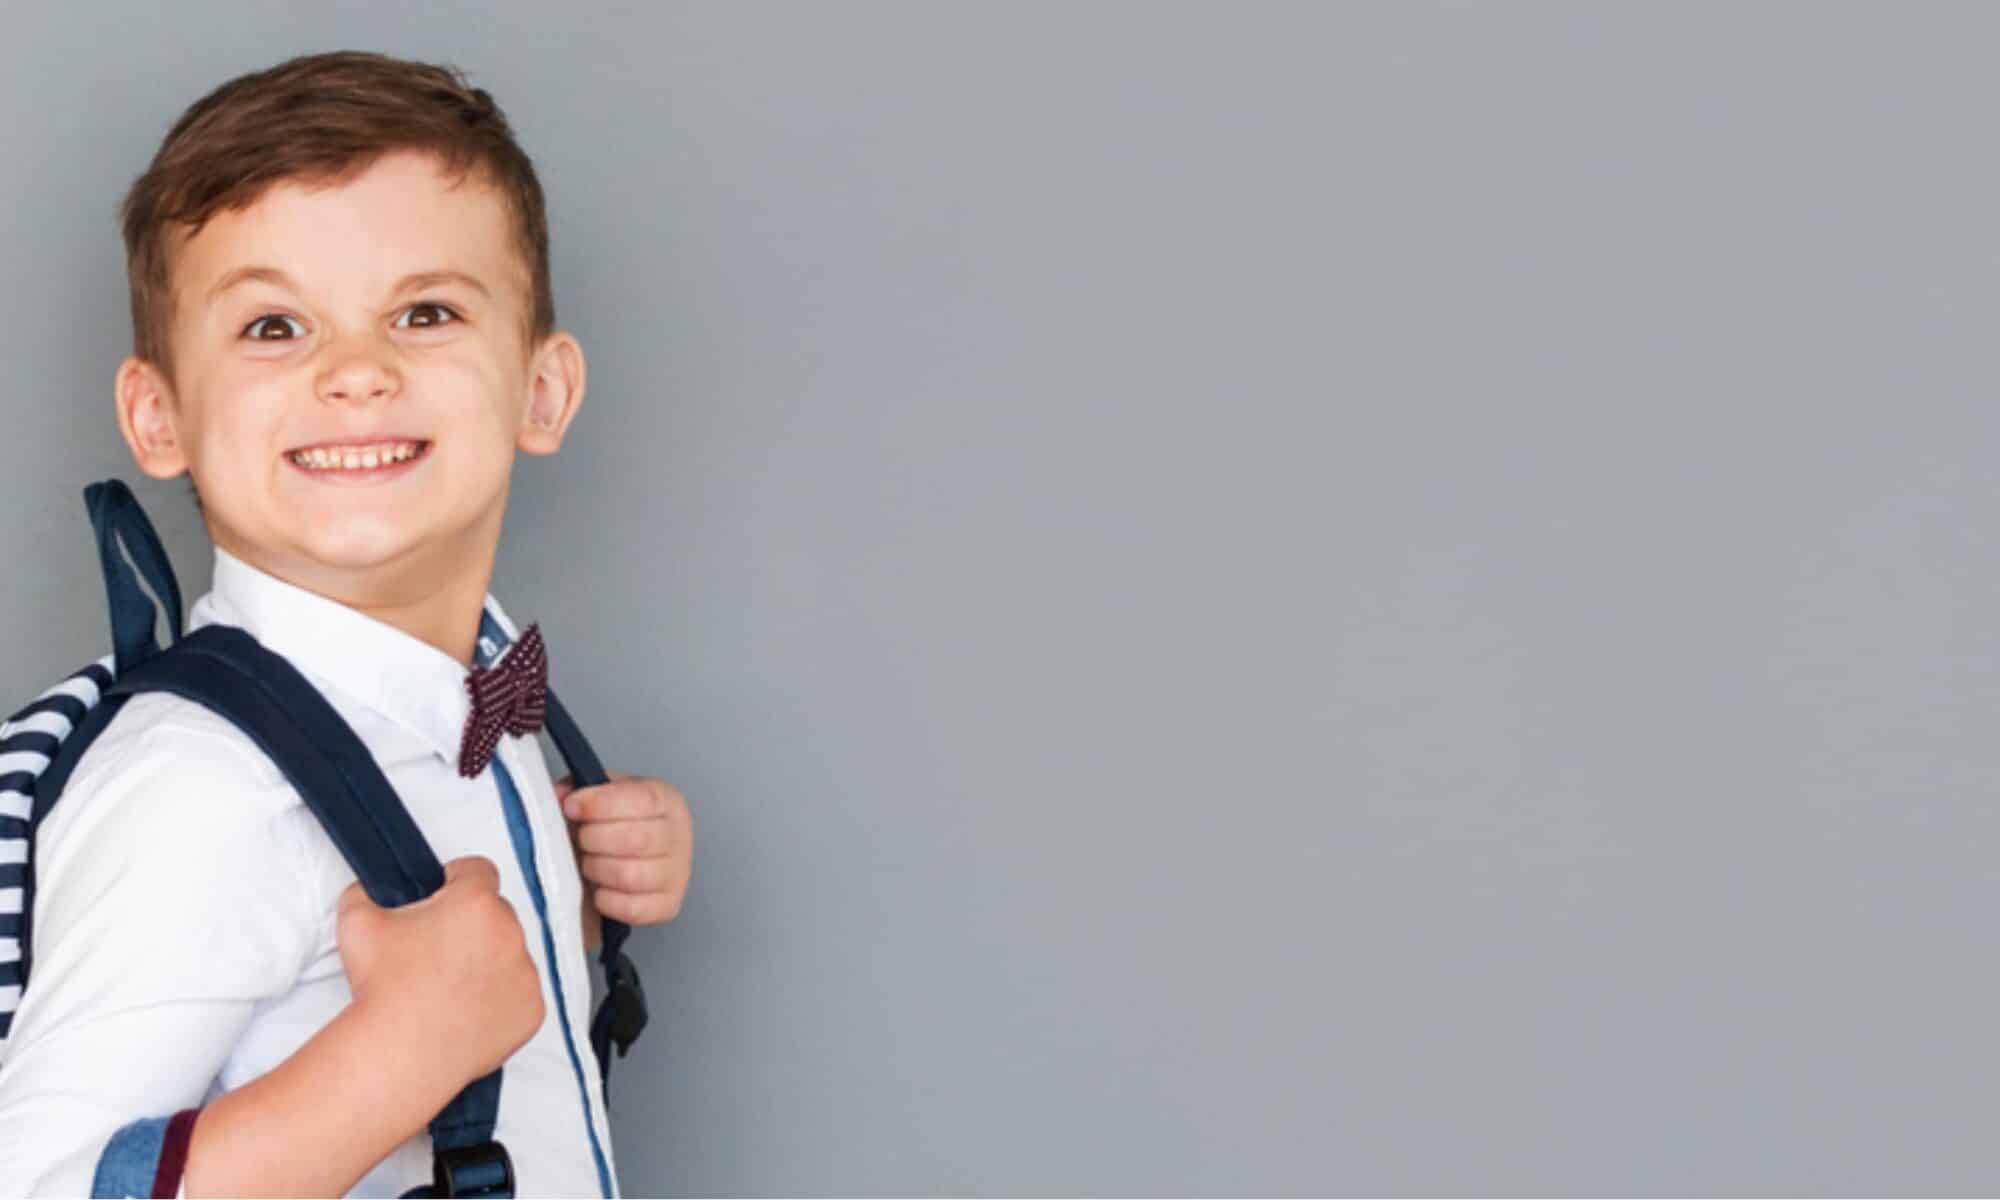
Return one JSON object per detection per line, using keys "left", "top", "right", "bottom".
{"left": 204, "top": 266, "right": 492, "bottom": 305}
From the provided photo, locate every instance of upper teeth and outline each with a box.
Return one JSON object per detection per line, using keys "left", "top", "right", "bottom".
{"left": 289, "top": 442, "right": 424, "bottom": 470}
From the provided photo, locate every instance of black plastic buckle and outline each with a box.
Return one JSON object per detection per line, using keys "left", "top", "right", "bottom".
{"left": 607, "top": 951, "right": 649, "bottom": 1055}
{"left": 433, "top": 1139, "right": 515, "bottom": 1198}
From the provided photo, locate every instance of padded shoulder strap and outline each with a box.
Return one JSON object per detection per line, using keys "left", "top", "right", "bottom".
{"left": 110, "top": 627, "right": 444, "bottom": 904}
{"left": 105, "top": 627, "right": 512, "bottom": 1195}
{"left": 544, "top": 689, "right": 643, "bottom": 1090}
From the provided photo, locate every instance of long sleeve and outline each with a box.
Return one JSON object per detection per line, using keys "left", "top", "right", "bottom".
{"left": 0, "top": 695, "right": 318, "bottom": 1198}
{"left": 90, "top": 1109, "right": 199, "bottom": 1198}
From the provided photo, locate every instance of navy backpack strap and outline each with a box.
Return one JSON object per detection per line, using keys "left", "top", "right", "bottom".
{"left": 543, "top": 690, "right": 649, "bottom": 1095}
{"left": 107, "top": 628, "right": 514, "bottom": 1199}
{"left": 84, "top": 480, "right": 182, "bottom": 674}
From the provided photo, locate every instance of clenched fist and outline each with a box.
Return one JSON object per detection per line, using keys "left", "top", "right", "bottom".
{"left": 336, "top": 855, "right": 545, "bottom": 1089}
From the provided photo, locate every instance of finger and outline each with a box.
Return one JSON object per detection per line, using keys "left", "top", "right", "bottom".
{"left": 576, "top": 817, "right": 675, "bottom": 859}
{"left": 580, "top": 852, "right": 675, "bottom": 894}
{"left": 562, "top": 778, "right": 678, "bottom": 824}
{"left": 590, "top": 885, "right": 683, "bottom": 925}
{"left": 554, "top": 768, "right": 631, "bottom": 795}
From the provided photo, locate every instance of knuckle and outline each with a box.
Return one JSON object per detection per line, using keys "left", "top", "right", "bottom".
{"left": 596, "top": 890, "right": 628, "bottom": 922}
{"left": 338, "top": 903, "right": 381, "bottom": 938}
{"left": 476, "top": 893, "right": 522, "bottom": 941}
{"left": 445, "top": 856, "right": 495, "bottom": 891}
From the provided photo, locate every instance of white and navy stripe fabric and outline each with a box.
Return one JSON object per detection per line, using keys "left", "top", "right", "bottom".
{"left": 0, "top": 656, "right": 114, "bottom": 1045}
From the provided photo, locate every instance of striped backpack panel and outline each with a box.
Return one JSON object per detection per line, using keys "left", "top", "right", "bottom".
{"left": 0, "top": 655, "right": 116, "bottom": 1044}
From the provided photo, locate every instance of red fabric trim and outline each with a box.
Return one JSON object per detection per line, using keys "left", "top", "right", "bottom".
{"left": 150, "top": 1107, "right": 201, "bottom": 1198}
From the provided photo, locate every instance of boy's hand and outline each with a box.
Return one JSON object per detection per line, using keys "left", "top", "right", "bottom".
{"left": 335, "top": 855, "right": 546, "bottom": 1095}
{"left": 556, "top": 771, "right": 693, "bottom": 948}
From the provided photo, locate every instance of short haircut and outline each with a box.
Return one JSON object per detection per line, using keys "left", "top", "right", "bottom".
{"left": 119, "top": 50, "right": 554, "bottom": 383}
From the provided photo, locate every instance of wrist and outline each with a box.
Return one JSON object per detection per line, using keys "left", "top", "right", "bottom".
{"left": 347, "top": 992, "right": 473, "bottom": 1115}
{"left": 184, "top": 1000, "right": 442, "bottom": 1198}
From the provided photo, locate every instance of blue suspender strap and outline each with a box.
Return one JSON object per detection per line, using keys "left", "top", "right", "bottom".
{"left": 106, "top": 628, "right": 514, "bottom": 1199}
{"left": 474, "top": 615, "right": 618, "bottom": 1194}
{"left": 488, "top": 756, "right": 613, "bottom": 1197}
{"left": 476, "top": 608, "right": 648, "bottom": 1092}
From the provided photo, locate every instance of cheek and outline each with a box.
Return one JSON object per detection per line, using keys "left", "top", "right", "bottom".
{"left": 424, "top": 358, "right": 524, "bottom": 438}
{"left": 181, "top": 382, "right": 289, "bottom": 471}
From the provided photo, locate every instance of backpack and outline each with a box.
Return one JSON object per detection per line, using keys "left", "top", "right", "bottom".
{"left": 0, "top": 479, "right": 650, "bottom": 1199}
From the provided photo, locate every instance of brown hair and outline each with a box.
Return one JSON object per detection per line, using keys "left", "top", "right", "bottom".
{"left": 119, "top": 50, "right": 554, "bottom": 382}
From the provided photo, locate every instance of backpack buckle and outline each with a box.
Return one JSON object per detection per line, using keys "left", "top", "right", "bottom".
{"left": 608, "top": 951, "right": 649, "bottom": 1055}
{"left": 432, "top": 1139, "right": 514, "bottom": 1198}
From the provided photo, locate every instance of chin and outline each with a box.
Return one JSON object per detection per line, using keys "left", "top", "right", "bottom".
{"left": 290, "top": 520, "right": 431, "bottom": 572}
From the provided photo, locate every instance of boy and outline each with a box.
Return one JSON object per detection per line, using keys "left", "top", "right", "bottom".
{"left": 0, "top": 50, "right": 692, "bottom": 1197}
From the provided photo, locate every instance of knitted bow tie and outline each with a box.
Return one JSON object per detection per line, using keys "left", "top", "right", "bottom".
{"left": 459, "top": 622, "right": 549, "bottom": 778}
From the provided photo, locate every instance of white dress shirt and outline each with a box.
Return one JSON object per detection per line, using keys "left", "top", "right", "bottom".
{"left": 0, "top": 545, "right": 619, "bottom": 1197}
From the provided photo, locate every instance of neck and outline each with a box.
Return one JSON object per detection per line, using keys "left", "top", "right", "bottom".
{"left": 209, "top": 531, "right": 499, "bottom": 668}
{"left": 343, "top": 575, "right": 489, "bottom": 667}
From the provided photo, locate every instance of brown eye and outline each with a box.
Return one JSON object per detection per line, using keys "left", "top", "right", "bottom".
{"left": 244, "top": 314, "right": 306, "bottom": 340}
{"left": 396, "top": 302, "right": 460, "bottom": 330}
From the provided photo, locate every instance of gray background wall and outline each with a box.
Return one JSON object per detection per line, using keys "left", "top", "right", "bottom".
{"left": 3, "top": 1, "right": 1997, "bottom": 1194}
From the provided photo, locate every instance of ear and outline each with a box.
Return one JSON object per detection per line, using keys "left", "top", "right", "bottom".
{"left": 518, "top": 331, "right": 586, "bottom": 456}
{"left": 114, "top": 356, "right": 189, "bottom": 479}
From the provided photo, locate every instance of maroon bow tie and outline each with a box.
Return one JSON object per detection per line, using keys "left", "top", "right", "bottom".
{"left": 459, "top": 622, "right": 549, "bottom": 778}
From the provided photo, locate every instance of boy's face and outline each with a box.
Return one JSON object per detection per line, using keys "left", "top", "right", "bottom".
{"left": 115, "top": 148, "right": 583, "bottom": 609}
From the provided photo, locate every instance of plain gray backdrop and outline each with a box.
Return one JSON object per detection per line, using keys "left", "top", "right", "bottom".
{"left": 4, "top": 1, "right": 1998, "bottom": 1194}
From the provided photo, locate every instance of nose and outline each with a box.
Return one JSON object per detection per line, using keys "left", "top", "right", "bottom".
{"left": 315, "top": 335, "right": 402, "bottom": 407}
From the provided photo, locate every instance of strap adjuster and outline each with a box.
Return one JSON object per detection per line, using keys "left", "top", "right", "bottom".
{"left": 433, "top": 1139, "right": 514, "bottom": 1198}
{"left": 607, "top": 951, "right": 649, "bottom": 1055}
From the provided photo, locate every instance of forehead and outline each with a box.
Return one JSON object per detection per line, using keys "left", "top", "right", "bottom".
{"left": 169, "top": 149, "right": 524, "bottom": 308}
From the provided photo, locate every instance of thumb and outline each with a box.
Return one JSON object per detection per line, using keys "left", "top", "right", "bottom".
{"left": 334, "top": 881, "right": 383, "bottom": 973}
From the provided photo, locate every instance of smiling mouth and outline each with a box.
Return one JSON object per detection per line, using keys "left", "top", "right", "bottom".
{"left": 285, "top": 439, "right": 433, "bottom": 476}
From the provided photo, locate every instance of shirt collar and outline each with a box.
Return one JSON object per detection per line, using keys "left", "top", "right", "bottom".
{"left": 190, "top": 545, "right": 527, "bottom": 770}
